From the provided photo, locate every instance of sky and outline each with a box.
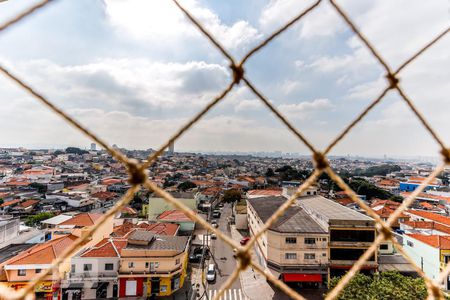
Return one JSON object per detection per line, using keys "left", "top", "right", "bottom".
{"left": 0, "top": 0, "right": 449, "bottom": 157}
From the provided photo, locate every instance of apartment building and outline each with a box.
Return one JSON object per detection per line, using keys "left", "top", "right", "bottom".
{"left": 247, "top": 197, "right": 328, "bottom": 287}
{"left": 62, "top": 238, "right": 127, "bottom": 300}
{"left": 118, "top": 230, "right": 189, "bottom": 298}
{"left": 298, "top": 195, "right": 377, "bottom": 279}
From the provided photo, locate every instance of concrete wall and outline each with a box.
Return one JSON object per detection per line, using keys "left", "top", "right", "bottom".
{"left": 403, "top": 235, "right": 440, "bottom": 281}
{"left": 0, "top": 219, "right": 19, "bottom": 244}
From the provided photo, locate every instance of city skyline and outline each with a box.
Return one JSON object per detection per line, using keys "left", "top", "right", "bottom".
{"left": 0, "top": 0, "right": 449, "bottom": 157}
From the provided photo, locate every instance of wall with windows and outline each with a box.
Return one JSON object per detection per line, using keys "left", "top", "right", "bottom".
{"left": 267, "top": 232, "right": 328, "bottom": 266}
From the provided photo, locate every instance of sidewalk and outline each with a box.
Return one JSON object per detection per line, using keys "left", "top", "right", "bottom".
{"left": 230, "top": 226, "right": 275, "bottom": 300}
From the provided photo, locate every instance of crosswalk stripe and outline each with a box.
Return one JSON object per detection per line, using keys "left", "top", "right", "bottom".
{"left": 207, "top": 289, "right": 244, "bottom": 300}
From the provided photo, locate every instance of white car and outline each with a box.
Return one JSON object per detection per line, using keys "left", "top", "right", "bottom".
{"left": 206, "top": 264, "right": 216, "bottom": 282}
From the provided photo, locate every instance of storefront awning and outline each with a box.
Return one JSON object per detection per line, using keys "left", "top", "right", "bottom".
{"left": 91, "top": 282, "right": 109, "bottom": 289}
{"left": 283, "top": 274, "right": 322, "bottom": 282}
{"left": 67, "top": 283, "right": 84, "bottom": 289}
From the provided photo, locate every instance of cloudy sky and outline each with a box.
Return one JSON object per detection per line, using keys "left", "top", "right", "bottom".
{"left": 0, "top": 0, "right": 449, "bottom": 157}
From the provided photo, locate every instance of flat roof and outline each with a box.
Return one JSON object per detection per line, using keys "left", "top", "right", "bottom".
{"left": 247, "top": 197, "right": 326, "bottom": 233}
{"left": 298, "top": 195, "right": 373, "bottom": 222}
{"left": 40, "top": 214, "right": 73, "bottom": 225}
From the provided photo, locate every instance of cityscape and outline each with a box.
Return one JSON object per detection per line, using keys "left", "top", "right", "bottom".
{"left": 1, "top": 0, "right": 449, "bottom": 300}
{"left": 0, "top": 145, "right": 449, "bottom": 299}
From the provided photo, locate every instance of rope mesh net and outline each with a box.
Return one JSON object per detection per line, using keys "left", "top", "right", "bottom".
{"left": 0, "top": 0, "right": 449, "bottom": 299}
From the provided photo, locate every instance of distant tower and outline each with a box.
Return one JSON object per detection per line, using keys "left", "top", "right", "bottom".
{"left": 168, "top": 141, "right": 175, "bottom": 155}
{"left": 90, "top": 143, "right": 96, "bottom": 151}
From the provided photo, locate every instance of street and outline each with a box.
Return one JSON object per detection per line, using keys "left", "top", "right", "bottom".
{"left": 203, "top": 203, "right": 246, "bottom": 300}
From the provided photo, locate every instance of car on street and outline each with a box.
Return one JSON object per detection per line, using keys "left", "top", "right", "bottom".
{"left": 211, "top": 233, "right": 217, "bottom": 240}
{"left": 206, "top": 264, "right": 216, "bottom": 282}
{"left": 218, "top": 203, "right": 224, "bottom": 208}
{"left": 240, "top": 236, "right": 250, "bottom": 245}
{"left": 212, "top": 210, "right": 221, "bottom": 218}
{"left": 211, "top": 220, "right": 218, "bottom": 228}
{"left": 189, "top": 246, "right": 209, "bottom": 263}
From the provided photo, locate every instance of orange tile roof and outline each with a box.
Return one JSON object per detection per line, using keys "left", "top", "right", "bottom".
{"left": 406, "top": 210, "right": 450, "bottom": 227}
{"left": 403, "top": 221, "right": 450, "bottom": 235}
{"left": 7, "top": 235, "right": 78, "bottom": 265}
{"left": 81, "top": 238, "right": 127, "bottom": 258}
{"left": 374, "top": 207, "right": 408, "bottom": 219}
{"left": 419, "top": 202, "right": 433, "bottom": 209}
{"left": 158, "top": 210, "right": 193, "bottom": 222}
{"left": 113, "top": 222, "right": 179, "bottom": 237}
{"left": 101, "top": 178, "right": 122, "bottom": 186}
{"left": 0, "top": 199, "right": 21, "bottom": 208}
{"left": 371, "top": 199, "right": 401, "bottom": 209}
{"left": 407, "top": 234, "right": 450, "bottom": 249}
{"left": 401, "top": 192, "right": 450, "bottom": 203}
{"left": 407, "top": 176, "right": 439, "bottom": 185}
{"left": 18, "top": 199, "right": 39, "bottom": 208}
{"left": 59, "top": 213, "right": 103, "bottom": 227}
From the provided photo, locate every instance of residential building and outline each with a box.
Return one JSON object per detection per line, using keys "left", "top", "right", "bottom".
{"left": 247, "top": 197, "right": 328, "bottom": 287}
{"left": 298, "top": 195, "right": 377, "bottom": 279}
{"left": 62, "top": 238, "right": 127, "bottom": 300}
{"left": 118, "top": 230, "right": 189, "bottom": 298}
{"left": 157, "top": 210, "right": 195, "bottom": 233}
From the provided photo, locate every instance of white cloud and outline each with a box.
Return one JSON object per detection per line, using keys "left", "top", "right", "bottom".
{"left": 104, "top": 0, "right": 261, "bottom": 50}
{"left": 278, "top": 98, "right": 334, "bottom": 119}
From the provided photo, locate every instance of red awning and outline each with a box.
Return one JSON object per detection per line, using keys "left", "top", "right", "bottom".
{"left": 283, "top": 273, "right": 322, "bottom": 282}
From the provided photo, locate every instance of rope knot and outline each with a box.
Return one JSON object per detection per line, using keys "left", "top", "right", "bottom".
{"left": 440, "top": 148, "right": 450, "bottom": 164}
{"left": 313, "top": 152, "right": 328, "bottom": 170}
{"left": 230, "top": 63, "right": 244, "bottom": 84}
{"left": 385, "top": 73, "right": 399, "bottom": 89}
{"left": 235, "top": 249, "right": 251, "bottom": 270}
{"left": 375, "top": 223, "right": 392, "bottom": 241}
{"left": 127, "top": 159, "right": 148, "bottom": 185}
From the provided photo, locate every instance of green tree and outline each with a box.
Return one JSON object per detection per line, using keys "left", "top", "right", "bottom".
{"left": 265, "top": 168, "right": 275, "bottom": 177}
{"left": 328, "top": 271, "right": 428, "bottom": 300}
{"left": 177, "top": 181, "right": 197, "bottom": 191}
{"left": 25, "top": 212, "right": 55, "bottom": 227}
{"left": 349, "top": 178, "right": 393, "bottom": 200}
{"left": 65, "top": 147, "right": 88, "bottom": 155}
{"left": 30, "top": 182, "right": 47, "bottom": 194}
{"left": 222, "top": 189, "right": 242, "bottom": 203}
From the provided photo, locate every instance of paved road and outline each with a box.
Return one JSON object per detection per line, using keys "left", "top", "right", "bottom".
{"left": 206, "top": 203, "right": 243, "bottom": 299}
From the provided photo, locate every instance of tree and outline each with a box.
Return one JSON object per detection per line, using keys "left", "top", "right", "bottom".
{"left": 328, "top": 271, "right": 428, "bottom": 300}
{"left": 349, "top": 178, "right": 393, "bottom": 200}
{"left": 265, "top": 168, "right": 275, "bottom": 177}
{"left": 53, "top": 150, "right": 65, "bottom": 156}
{"left": 65, "top": 147, "right": 88, "bottom": 155}
{"left": 30, "top": 182, "right": 47, "bottom": 194}
{"left": 222, "top": 189, "right": 242, "bottom": 203}
{"left": 178, "top": 181, "right": 197, "bottom": 191}
{"left": 25, "top": 212, "right": 55, "bottom": 227}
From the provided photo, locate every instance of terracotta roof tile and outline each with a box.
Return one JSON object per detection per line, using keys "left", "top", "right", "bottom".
{"left": 407, "top": 234, "right": 450, "bottom": 249}
{"left": 59, "top": 213, "right": 103, "bottom": 227}
{"left": 406, "top": 210, "right": 450, "bottom": 227}
{"left": 158, "top": 210, "right": 193, "bottom": 222}
{"left": 81, "top": 238, "right": 127, "bottom": 258}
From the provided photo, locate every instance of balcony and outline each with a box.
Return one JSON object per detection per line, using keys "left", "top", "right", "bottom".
{"left": 119, "top": 265, "right": 182, "bottom": 276}
{"left": 329, "top": 260, "right": 378, "bottom": 268}
{"left": 67, "top": 272, "right": 118, "bottom": 280}
{"left": 329, "top": 241, "right": 373, "bottom": 248}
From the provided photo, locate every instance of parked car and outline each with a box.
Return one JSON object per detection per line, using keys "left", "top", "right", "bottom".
{"left": 212, "top": 210, "right": 221, "bottom": 218}
{"left": 211, "top": 233, "right": 217, "bottom": 240}
{"left": 218, "top": 203, "right": 224, "bottom": 208}
{"left": 211, "top": 220, "right": 219, "bottom": 228}
{"left": 206, "top": 264, "right": 216, "bottom": 282}
{"left": 189, "top": 246, "right": 209, "bottom": 263}
{"left": 240, "top": 236, "right": 250, "bottom": 246}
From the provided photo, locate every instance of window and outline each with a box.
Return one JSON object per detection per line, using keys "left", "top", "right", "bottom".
{"left": 35, "top": 269, "right": 42, "bottom": 274}
{"left": 128, "top": 262, "right": 134, "bottom": 268}
{"left": 285, "top": 237, "right": 297, "bottom": 244}
{"left": 18, "top": 269, "right": 26, "bottom": 276}
{"left": 380, "top": 244, "right": 389, "bottom": 250}
{"left": 322, "top": 238, "right": 327, "bottom": 241}
{"left": 304, "top": 238, "right": 316, "bottom": 245}
{"left": 322, "top": 253, "right": 326, "bottom": 257}
{"left": 304, "top": 253, "right": 315, "bottom": 260}
{"left": 175, "top": 258, "right": 180, "bottom": 265}
{"left": 285, "top": 253, "right": 297, "bottom": 259}
{"left": 407, "top": 241, "right": 414, "bottom": 247}
{"left": 71, "top": 264, "right": 75, "bottom": 273}
{"left": 83, "top": 264, "right": 92, "bottom": 271}
{"left": 160, "top": 285, "right": 167, "bottom": 293}
{"left": 145, "top": 262, "right": 149, "bottom": 269}
{"left": 105, "top": 263, "right": 114, "bottom": 271}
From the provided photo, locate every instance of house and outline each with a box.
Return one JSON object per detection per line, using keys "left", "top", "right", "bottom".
{"left": 62, "top": 238, "right": 127, "bottom": 300}
{"left": 118, "top": 231, "right": 189, "bottom": 298}
{"left": 247, "top": 196, "right": 328, "bottom": 287}
{"left": 146, "top": 197, "right": 196, "bottom": 221}
{"left": 157, "top": 210, "right": 195, "bottom": 233}
{"left": 0, "top": 235, "right": 79, "bottom": 300}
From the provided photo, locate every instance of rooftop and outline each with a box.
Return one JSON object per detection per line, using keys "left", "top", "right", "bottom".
{"left": 298, "top": 195, "right": 373, "bottom": 222}
{"left": 247, "top": 197, "right": 326, "bottom": 233}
